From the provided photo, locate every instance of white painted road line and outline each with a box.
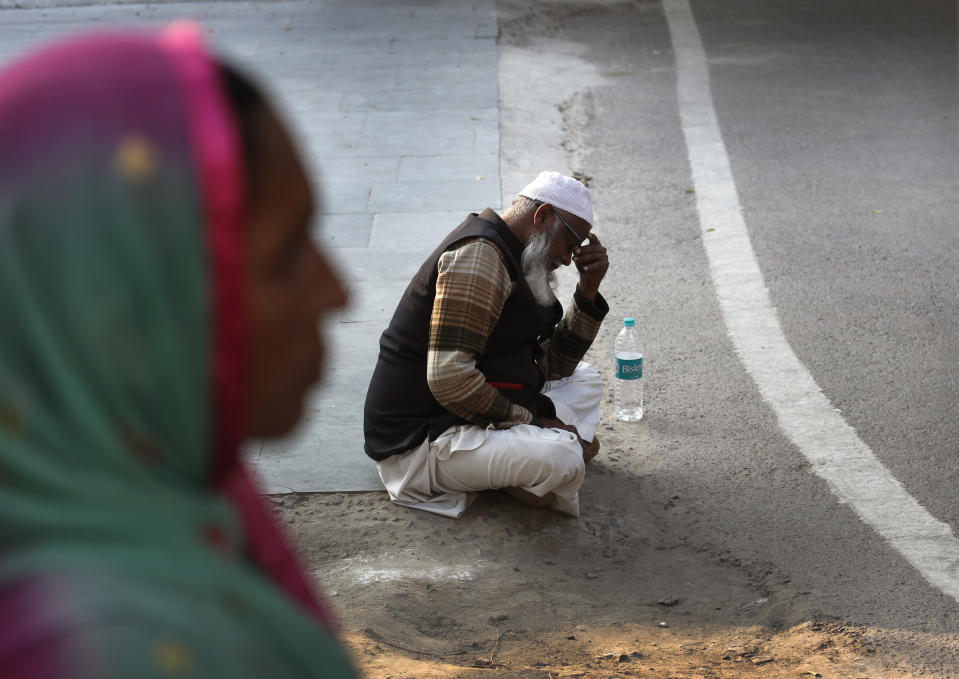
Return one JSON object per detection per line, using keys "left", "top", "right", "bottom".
{"left": 663, "top": 0, "right": 959, "bottom": 602}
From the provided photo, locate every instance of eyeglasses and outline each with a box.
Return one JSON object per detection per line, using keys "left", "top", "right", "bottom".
{"left": 553, "top": 209, "right": 589, "bottom": 253}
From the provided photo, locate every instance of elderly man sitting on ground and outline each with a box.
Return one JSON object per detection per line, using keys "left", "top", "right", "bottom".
{"left": 363, "top": 171, "right": 610, "bottom": 518}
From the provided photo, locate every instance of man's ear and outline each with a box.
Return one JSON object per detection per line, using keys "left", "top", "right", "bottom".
{"left": 531, "top": 203, "right": 554, "bottom": 233}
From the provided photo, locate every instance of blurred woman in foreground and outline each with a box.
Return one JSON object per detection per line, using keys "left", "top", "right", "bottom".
{"left": 0, "top": 24, "right": 354, "bottom": 678}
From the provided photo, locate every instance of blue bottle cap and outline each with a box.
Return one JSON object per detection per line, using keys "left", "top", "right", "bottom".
{"left": 623, "top": 317, "right": 635, "bottom": 327}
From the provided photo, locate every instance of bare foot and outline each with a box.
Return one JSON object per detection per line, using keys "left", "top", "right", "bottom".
{"left": 581, "top": 436, "right": 600, "bottom": 465}
{"left": 502, "top": 486, "right": 555, "bottom": 508}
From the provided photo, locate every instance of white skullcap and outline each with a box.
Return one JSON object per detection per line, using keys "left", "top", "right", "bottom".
{"left": 517, "top": 171, "right": 593, "bottom": 227}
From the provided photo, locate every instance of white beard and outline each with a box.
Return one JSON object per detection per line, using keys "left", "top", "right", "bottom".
{"left": 521, "top": 227, "right": 557, "bottom": 307}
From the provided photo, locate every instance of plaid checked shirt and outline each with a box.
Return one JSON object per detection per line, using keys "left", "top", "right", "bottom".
{"left": 426, "top": 237, "right": 607, "bottom": 428}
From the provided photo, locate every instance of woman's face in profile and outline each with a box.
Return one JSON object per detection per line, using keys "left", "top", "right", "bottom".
{"left": 243, "top": 109, "right": 347, "bottom": 438}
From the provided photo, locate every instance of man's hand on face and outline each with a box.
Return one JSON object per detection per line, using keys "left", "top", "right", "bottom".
{"left": 573, "top": 232, "right": 609, "bottom": 302}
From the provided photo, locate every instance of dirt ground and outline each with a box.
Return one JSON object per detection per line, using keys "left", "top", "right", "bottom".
{"left": 275, "top": 414, "right": 959, "bottom": 678}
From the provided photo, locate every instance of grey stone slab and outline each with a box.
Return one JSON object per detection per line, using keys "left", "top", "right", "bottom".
{"left": 323, "top": 320, "right": 385, "bottom": 380}
{"left": 389, "top": 36, "right": 495, "bottom": 58}
{"left": 364, "top": 109, "right": 485, "bottom": 131}
{"left": 401, "top": 13, "right": 492, "bottom": 40}
{"left": 255, "top": 341, "right": 382, "bottom": 492}
{"left": 334, "top": 246, "right": 432, "bottom": 283}
{"left": 315, "top": 181, "right": 370, "bottom": 214}
{"left": 335, "top": 125, "right": 477, "bottom": 158}
{"left": 272, "top": 87, "right": 363, "bottom": 115}
{"left": 388, "top": 55, "right": 499, "bottom": 86}
{"left": 387, "top": 47, "right": 461, "bottom": 71}
{"left": 314, "top": 213, "right": 373, "bottom": 249}
{"left": 410, "top": 60, "right": 498, "bottom": 90}
{"left": 341, "top": 83, "right": 498, "bottom": 114}
{"left": 302, "top": 12, "right": 487, "bottom": 43}
{"left": 369, "top": 178, "right": 500, "bottom": 213}
{"left": 338, "top": 280, "right": 408, "bottom": 324}
{"left": 316, "top": 157, "right": 400, "bottom": 184}
{"left": 475, "top": 22, "right": 499, "bottom": 39}
{"left": 255, "top": 408, "right": 381, "bottom": 493}
{"left": 253, "top": 38, "right": 339, "bottom": 58}
{"left": 293, "top": 128, "right": 371, "bottom": 171}
{"left": 313, "top": 5, "right": 418, "bottom": 30}
{"left": 369, "top": 211, "right": 463, "bottom": 248}
{"left": 466, "top": 107, "right": 499, "bottom": 124}
{"left": 277, "top": 62, "right": 396, "bottom": 91}
{"left": 475, "top": 127, "right": 501, "bottom": 159}
{"left": 286, "top": 109, "right": 366, "bottom": 135}
{"left": 265, "top": 37, "right": 390, "bottom": 59}
{"left": 398, "top": 153, "right": 499, "bottom": 183}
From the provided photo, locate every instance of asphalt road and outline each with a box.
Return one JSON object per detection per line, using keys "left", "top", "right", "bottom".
{"left": 504, "top": 0, "right": 959, "bottom": 634}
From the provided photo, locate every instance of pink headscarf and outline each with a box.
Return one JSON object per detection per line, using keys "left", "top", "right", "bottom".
{"left": 0, "top": 25, "right": 351, "bottom": 679}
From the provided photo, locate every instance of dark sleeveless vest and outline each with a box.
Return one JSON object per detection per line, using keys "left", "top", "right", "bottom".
{"left": 363, "top": 209, "right": 562, "bottom": 461}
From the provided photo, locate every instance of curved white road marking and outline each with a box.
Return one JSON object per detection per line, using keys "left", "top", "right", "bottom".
{"left": 663, "top": 0, "right": 959, "bottom": 602}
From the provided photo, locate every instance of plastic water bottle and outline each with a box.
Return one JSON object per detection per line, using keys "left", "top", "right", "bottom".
{"left": 614, "top": 317, "right": 644, "bottom": 421}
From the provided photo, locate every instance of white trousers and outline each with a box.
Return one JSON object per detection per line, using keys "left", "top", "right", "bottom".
{"left": 376, "top": 362, "right": 603, "bottom": 518}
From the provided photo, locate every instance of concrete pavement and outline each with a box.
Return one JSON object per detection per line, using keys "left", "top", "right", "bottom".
{"left": 0, "top": 0, "right": 505, "bottom": 492}
{"left": 242, "top": 1, "right": 502, "bottom": 493}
